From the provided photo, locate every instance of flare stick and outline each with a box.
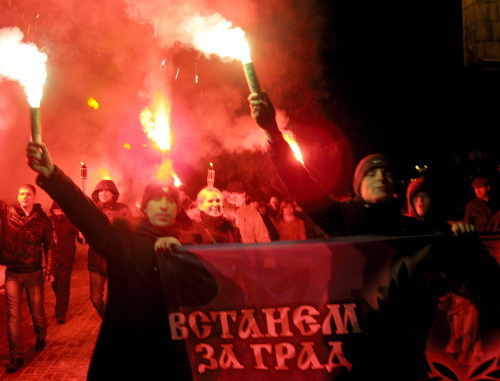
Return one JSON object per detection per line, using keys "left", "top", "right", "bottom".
{"left": 30, "top": 107, "right": 42, "bottom": 143}
{"left": 243, "top": 61, "right": 261, "bottom": 94}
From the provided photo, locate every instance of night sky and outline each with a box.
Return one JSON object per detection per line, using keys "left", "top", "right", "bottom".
{"left": 0, "top": 0, "right": 497, "bottom": 217}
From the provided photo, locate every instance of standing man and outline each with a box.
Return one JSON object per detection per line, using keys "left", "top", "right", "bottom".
{"left": 88, "top": 180, "right": 133, "bottom": 318}
{"left": 49, "top": 201, "right": 80, "bottom": 324}
{"left": 223, "top": 180, "right": 271, "bottom": 243}
{"left": 27, "top": 141, "right": 217, "bottom": 380}
{"left": 464, "top": 177, "right": 496, "bottom": 232}
{"left": 0, "top": 184, "right": 57, "bottom": 372}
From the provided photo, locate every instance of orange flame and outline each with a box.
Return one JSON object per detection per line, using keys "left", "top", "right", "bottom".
{"left": 87, "top": 97, "right": 99, "bottom": 109}
{"left": 140, "top": 91, "right": 172, "bottom": 152}
{"left": 282, "top": 131, "right": 304, "bottom": 165}
{"left": 154, "top": 157, "right": 181, "bottom": 186}
{"left": 140, "top": 91, "right": 182, "bottom": 184}
{"left": 96, "top": 166, "right": 112, "bottom": 180}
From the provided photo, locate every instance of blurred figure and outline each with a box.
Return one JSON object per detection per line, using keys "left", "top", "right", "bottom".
{"left": 223, "top": 180, "right": 271, "bottom": 243}
{"left": 405, "top": 177, "right": 433, "bottom": 223}
{"left": 274, "top": 198, "right": 306, "bottom": 241}
{"left": 178, "top": 183, "right": 196, "bottom": 212}
{"left": 438, "top": 290, "right": 482, "bottom": 364}
{"left": 292, "top": 201, "right": 327, "bottom": 239}
{"left": 249, "top": 198, "right": 280, "bottom": 241}
{"left": 268, "top": 196, "right": 280, "bottom": 220}
{"left": 1, "top": 184, "right": 57, "bottom": 372}
{"left": 404, "top": 176, "right": 475, "bottom": 237}
{"left": 464, "top": 177, "right": 496, "bottom": 232}
{"left": 185, "top": 186, "right": 241, "bottom": 244}
{"left": 49, "top": 202, "right": 80, "bottom": 324}
{"left": 88, "top": 180, "right": 133, "bottom": 318}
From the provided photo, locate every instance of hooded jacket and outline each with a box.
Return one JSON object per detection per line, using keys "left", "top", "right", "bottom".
{"left": 405, "top": 177, "right": 432, "bottom": 222}
{"left": 0, "top": 200, "right": 57, "bottom": 275}
{"left": 88, "top": 180, "right": 134, "bottom": 274}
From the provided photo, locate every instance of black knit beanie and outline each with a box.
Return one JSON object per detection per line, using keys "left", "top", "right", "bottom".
{"left": 141, "top": 181, "right": 180, "bottom": 211}
{"left": 353, "top": 154, "right": 391, "bottom": 196}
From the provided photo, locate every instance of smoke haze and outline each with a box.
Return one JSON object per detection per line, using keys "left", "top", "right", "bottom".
{"left": 0, "top": 0, "right": 352, "bottom": 210}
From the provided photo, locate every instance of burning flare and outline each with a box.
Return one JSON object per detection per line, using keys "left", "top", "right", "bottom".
{"left": 140, "top": 90, "right": 181, "bottom": 184}
{"left": 282, "top": 131, "right": 304, "bottom": 165}
{"left": 0, "top": 27, "right": 47, "bottom": 107}
{"left": 186, "top": 14, "right": 251, "bottom": 63}
{"left": 140, "top": 91, "right": 172, "bottom": 152}
{"left": 184, "top": 14, "right": 260, "bottom": 92}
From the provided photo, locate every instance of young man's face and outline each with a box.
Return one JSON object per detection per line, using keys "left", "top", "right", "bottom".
{"left": 270, "top": 197, "right": 279, "bottom": 210}
{"left": 143, "top": 197, "right": 178, "bottom": 227}
{"left": 53, "top": 208, "right": 64, "bottom": 216}
{"left": 199, "top": 190, "right": 223, "bottom": 217}
{"left": 98, "top": 189, "right": 114, "bottom": 203}
{"left": 412, "top": 191, "right": 431, "bottom": 217}
{"left": 360, "top": 167, "right": 394, "bottom": 203}
{"left": 18, "top": 187, "right": 35, "bottom": 209}
{"left": 474, "top": 186, "right": 489, "bottom": 199}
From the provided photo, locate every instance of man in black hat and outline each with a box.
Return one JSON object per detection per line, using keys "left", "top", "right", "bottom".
{"left": 464, "top": 177, "right": 496, "bottom": 232}
{"left": 248, "top": 91, "right": 473, "bottom": 237}
{"left": 26, "top": 141, "right": 217, "bottom": 381}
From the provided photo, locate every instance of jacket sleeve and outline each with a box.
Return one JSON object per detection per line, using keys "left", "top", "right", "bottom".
{"left": 36, "top": 166, "right": 116, "bottom": 260}
{"left": 268, "top": 136, "right": 346, "bottom": 236}
{"left": 254, "top": 212, "right": 271, "bottom": 243}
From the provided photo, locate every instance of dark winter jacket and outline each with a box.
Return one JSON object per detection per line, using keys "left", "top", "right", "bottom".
{"left": 464, "top": 197, "right": 495, "bottom": 232}
{"left": 88, "top": 179, "right": 134, "bottom": 274}
{"left": 36, "top": 166, "right": 217, "bottom": 380}
{"left": 267, "top": 137, "right": 427, "bottom": 237}
{"left": 183, "top": 209, "right": 242, "bottom": 244}
{"left": 50, "top": 213, "right": 79, "bottom": 265}
{"left": 0, "top": 200, "right": 57, "bottom": 275}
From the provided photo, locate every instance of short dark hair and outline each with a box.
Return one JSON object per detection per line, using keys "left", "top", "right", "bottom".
{"left": 19, "top": 184, "right": 36, "bottom": 195}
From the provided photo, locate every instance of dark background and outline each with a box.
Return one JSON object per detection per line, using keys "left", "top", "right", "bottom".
{"left": 312, "top": 0, "right": 499, "bottom": 218}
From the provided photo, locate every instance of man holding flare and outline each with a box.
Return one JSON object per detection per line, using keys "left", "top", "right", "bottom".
{"left": 26, "top": 141, "right": 217, "bottom": 380}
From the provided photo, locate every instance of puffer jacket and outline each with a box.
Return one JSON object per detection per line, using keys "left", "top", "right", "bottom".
{"left": 0, "top": 201, "right": 57, "bottom": 275}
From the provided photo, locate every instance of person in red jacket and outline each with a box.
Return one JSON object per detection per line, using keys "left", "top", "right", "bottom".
{"left": 87, "top": 180, "right": 134, "bottom": 318}
{"left": 49, "top": 201, "right": 81, "bottom": 324}
{"left": 0, "top": 184, "right": 57, "bottom": 372}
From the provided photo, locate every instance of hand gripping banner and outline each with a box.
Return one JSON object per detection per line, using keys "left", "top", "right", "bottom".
{"left": 170, "top": 234, "right": 500, "bottom": 381}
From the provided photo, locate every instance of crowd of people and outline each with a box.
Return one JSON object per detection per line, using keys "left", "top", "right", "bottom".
{"left": 0, "top": 89, "right": 497, "bottom": 380}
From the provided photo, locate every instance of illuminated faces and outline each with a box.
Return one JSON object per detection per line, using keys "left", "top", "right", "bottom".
{"left": 143, "top": 196, "right": 178, "bottom": 227}
{"left": 18, "top": 187, "right": 35, "bottom": 209}
{"left": 199, "top": 190, "right": 223, "bottom": 217}
{"left": 412, "top": 191, "right": 431, "bottom": 217}
{"left": 98, "top": 189, "right": 114, "bottom": 204}
{"left": 360, "top": 168, "right": 394, "bottom": 203}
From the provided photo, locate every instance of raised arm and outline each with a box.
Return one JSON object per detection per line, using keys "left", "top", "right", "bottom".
{"left": 26, "top": 141, "right": 116, "bottom": 258}
{"left": 248, "top": 92, "right": 341, "bottom": 221}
